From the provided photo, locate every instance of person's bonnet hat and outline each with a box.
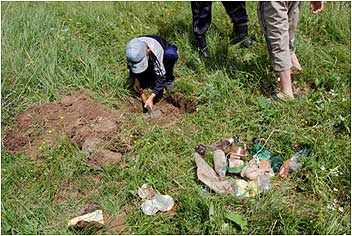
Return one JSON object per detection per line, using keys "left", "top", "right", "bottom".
{"left": 126, "top": 38, "right": 148, "bottom": 74}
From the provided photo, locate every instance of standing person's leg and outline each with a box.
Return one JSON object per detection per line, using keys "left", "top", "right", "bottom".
{"left": 191, "top": 1, "right": 212, "bottom": 58}
{"left": 258, "top": 1, "right": 294, "bottom": 99}
{"left": 163, "top": 45, "right": 179, "bottom": 90}
{"left": 222, "top": 1, "right": 253, "bottom": 47}
{"left": 288, "top": 1, "right": 302, "bottom": 71}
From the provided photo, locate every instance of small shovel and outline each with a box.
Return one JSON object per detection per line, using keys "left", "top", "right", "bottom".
{"left": 140, "top": 90, "right": 162, "bottom": 118}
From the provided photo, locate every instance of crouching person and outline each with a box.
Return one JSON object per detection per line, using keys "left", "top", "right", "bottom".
{"left": 125, "top": 35, "right": 179, "bottom": 111}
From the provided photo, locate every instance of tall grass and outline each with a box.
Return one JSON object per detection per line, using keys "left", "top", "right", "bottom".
{"left": 1, "top": 1, "right": 351, "bottom": 235}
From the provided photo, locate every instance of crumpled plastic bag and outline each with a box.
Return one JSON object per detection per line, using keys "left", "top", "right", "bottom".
{"left": 194, "top": 152, "right": 237, "bottom": 194}
{"left": 234, "top": 179, "right": 260, "bottom": 197}
{"left": 241, "top": 159, "right": 274, "bottom": 180}
{"left": 137, "top": 184, "right": 174, "bottom": 215}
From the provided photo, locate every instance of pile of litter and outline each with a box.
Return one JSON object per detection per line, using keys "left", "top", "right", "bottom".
{"left": 194, "top": 136, "right": 309, "bottom": 197}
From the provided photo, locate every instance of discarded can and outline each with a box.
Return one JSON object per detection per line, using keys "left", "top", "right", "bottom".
{"left": 227, "top": 146, "right": 248, "bottom": 174}
{"left": 228, "top": 146, "right": 248, "bottom": 158}
{"left": 68, "top": 209, "right": 104, "bottom": 230}
{"left": 228, "top": 157, "right": 245, "bottom": 174}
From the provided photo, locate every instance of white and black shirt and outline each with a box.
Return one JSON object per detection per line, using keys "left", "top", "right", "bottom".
{"left": 129, "top": 35, "right": 171, "bottom": 96}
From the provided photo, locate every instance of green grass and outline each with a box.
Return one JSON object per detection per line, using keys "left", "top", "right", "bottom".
{"left": 1, "top": 1, "right": 351, "bottom": 235}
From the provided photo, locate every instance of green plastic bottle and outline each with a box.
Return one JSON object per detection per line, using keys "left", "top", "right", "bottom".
{"left": 250, "top": 138, "right": 273, "bottom": 161}
{"left": 270, "top": 155, "right": 284, "bottom": 172}
{"left": 250, "top": 138, "right": 285, "bottom": 172}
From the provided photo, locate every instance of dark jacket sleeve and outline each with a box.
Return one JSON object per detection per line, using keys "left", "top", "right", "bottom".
{"left": 152, "top": 75, "right": 166, "bottom": 96}
{"left": 151, "top": 54, "right": 166, "bottom": 96}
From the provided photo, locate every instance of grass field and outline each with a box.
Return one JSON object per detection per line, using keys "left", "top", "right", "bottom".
{"left": 1, "top": 1, "right": 351, "bottom": 235}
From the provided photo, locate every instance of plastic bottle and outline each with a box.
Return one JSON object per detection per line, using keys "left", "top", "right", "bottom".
{"left": 270, "top": 155, "right": 284, "bottom": 172}
{"left": 257, "top": 175, "right": 271, "bottom": 192}
{"left": 213, "top": 149, "right": 227, "bottom": 179}
{"left": 250, "top": 138, "right": 273, "bottom": 161}
{"left": 289, "top": 145, "right": 308, "bottom": 172}
{"left": 279, "top": 145, "right": 309, "bottom": 177}
{"left": 214, "top": 135, "right": 239, "bottom": 150}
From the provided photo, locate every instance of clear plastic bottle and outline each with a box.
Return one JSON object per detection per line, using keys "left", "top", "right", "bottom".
{"left": 289, "top": 145, "right": 309, "bottom": 172}
{"left": 213, "top": 149, "right": 227, "bottom": 179}
{"left": 212, "top": 135, "right": 239, "bottom": 150}
{"left": 257, "top": 175, "right": 271, "bottom": 192}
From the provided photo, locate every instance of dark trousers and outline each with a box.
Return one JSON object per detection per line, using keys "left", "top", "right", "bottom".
{"left": 163, "top": 45, "right": 178, "bottom": 82}
{"left": 191, "top": 1, "right": 249, "bottom": 37}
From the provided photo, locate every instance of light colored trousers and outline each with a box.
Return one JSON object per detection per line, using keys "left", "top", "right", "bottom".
{"left": 257, "top": 1, "right": 301, "bottom": 71}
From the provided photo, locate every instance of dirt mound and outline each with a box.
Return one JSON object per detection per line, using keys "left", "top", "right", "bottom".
{"left": 3, "top": 91, "right": 123, "bottom": 167}
{"left": 3, "top": 90, "right": 196, "bottom": 166}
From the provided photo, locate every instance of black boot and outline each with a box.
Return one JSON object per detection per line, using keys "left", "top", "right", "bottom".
{"left": 232, "top": 24, "right": 253, "bottom": 48}
{"left": 195, "top": 35, "right": 210, "bottom": 58}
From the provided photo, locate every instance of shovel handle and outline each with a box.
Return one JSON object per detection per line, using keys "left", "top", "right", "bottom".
{"left": 139, "top": 90, "right": 148, "bottom": 102}
{"left": 139, "top": 90, "right": 158, "bottom": 115}
{"left": 145, "top": 105, "right": 152, "bottom": 114}
{"left": 140, "top": 89, "right": 149, "bottom": 113}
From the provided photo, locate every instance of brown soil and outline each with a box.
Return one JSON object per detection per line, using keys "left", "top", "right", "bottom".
{"left": 3, "top": 90, "right": 196, "bottom": 167}
{"left": 3, "top": 90, "right": 123, "bottom": 167}
{"left": 105, "top": 214, "right": 131, "bottom": 234}
{"left": 54, "top": 175, "right": 102, "bottom": 205}
{"left": 88, "top": 149, "right": 123, "bottom": 168}
{"left": 123, "top": 92, "right": 196, "bottom": 125}
{"left": 105, "top": 204, "right": 132, "bottom": 234}
{"left": 165, "top": 92, "right": 196, "bottom": 113}
{"left": 160, "top": 203, "right": 177, "bottom": 216}
{"left": 71, "top": 203, "right": 131, "bottom": 234}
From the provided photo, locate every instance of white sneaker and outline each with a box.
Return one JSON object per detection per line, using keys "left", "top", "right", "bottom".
{"left": 165, "top": 81, "right": 174, "bottom": 91}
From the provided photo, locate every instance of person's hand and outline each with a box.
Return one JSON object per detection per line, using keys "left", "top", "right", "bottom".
{"left": 133, "top": 78, "right": 141, "bottom": 93}
{"left": 311, "top": 1, "right": 324, "bottom": 14}
{"left": 144, "top": 93, "right": 156, "bottom": 110}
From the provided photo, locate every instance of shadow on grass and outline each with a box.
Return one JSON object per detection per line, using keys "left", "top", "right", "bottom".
{"left": 156, "top": 17, "right": 195, "bottom": 51}
{"left": 157, "top": 19, "right": 277, "bottom": 97}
